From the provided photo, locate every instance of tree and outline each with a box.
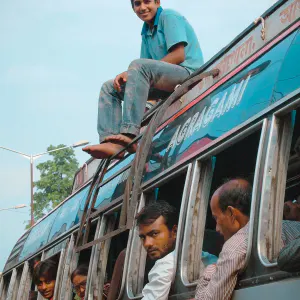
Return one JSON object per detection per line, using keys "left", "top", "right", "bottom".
{"left": 32, "top": 144, "right": 79, "bottom": 221}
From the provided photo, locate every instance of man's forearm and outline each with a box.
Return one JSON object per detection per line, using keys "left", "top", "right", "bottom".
{"left": 161, "top": 43, "right": 185, "bottom": 65}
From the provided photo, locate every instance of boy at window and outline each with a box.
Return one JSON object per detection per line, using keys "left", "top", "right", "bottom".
{"left": 83, "top": 0, "right": 204, "bottom": 159}
{"left": 33, "top": 260, "right": 58, "bottom": 300}
{"left": 137, "top": 201, "right": 216, "bottom": 299}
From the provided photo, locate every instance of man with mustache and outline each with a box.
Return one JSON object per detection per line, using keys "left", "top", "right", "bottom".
{"left": 194, "top": 179, "right": 300, "bottom": 300}
{"left": 137, "top": 201, "right": 216, "bottom": 299}
{"left": 83, "top": 0, "right": 204, "bottom": 159}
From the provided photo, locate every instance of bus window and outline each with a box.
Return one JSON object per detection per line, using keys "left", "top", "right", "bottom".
{"left": 127, "top": 168, "right": 190, "bottom": 298}
{"left": 259, "top": 109, "right": 300, "bottom": 265}
{"left": 182, "top": 128, "right": 263, "bottom": 285}
{"left": 1, "top": 271, "right": 12, "bottom": 300}
{"left": 70, "top": 249, "right": 92, "bottom": 300}
{"left": 82, "top": 210, "right": 129, "bottom": 300}
{"left": 104, "top": 228, "right": 129, "bottom": 299}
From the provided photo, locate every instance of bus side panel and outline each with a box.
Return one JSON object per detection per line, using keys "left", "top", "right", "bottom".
{"left": 232, "top": 278, "right": 300, "bottom": 300}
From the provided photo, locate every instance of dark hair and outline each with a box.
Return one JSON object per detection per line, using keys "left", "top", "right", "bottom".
{"left": 136, "top": 201, "right": 178, "bottom": 230}
{"left": 71, "top": 264, "right": 89, "bottom": 282}
{"left": 33, "top": 259, "right": 58, "bottom": 284}
{"left": 130, "top": 0, "right": 158, "bottom": 8}
{"left": 218, "top": 178, "right": 252, "bottom": 217}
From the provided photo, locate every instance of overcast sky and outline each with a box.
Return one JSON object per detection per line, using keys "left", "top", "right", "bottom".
{"left": 0, "top": 0, "right": 277, "bottom": 271}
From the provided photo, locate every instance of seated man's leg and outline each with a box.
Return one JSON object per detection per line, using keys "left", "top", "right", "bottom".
{"left": 85, "top": 59, "right": 189, "bottom": 159}
{"left": 105, "top": 59, "right": 190, "bottom": 146}
{"left": 83, "top": 79, "right": 125, "bottom": 159}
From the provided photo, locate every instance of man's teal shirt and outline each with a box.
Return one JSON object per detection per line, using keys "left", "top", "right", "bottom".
{"left": 140, "top": 7, "right": 204, "bottom": 74}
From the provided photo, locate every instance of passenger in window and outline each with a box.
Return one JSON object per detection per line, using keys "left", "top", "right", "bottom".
{"left": 137, "top": 201, "right": 216, "bottom": 300}
{"left": 71, "top": 264, "right": 89, "bottom": 300}
{"left": 71, "top": 264, "right": 110, "bottom": 300}
{"left": 193, "top": 178, "right": 300, "bottom": 300}
{"left": 33, "top": 260, "right": 58, "bottom": 300}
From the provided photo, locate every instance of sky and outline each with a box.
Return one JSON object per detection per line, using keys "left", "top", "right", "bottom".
{"left": 0, "top": 0, "right": 277, "bottom": 272}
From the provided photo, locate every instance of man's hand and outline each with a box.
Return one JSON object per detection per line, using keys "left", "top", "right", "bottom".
{"left": 113, "top": 71, "right": 128, "bottom": 92}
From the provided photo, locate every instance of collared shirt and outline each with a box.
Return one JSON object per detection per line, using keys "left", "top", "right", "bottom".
{"left": 195, "top": 221, "right": 300, "bottom": 300}
{"left": 142, "top": 250, "right": 217, "bottom": 300}
{"left": 142, "top": 251, "right": 175, "bottom": 300}
{"left": 140, "top": 7, "right": 204, "bottom": 74}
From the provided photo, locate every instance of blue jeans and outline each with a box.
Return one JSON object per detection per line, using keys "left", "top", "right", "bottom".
{"left": 97, "top": 59, "right": 190, "bottom": 142}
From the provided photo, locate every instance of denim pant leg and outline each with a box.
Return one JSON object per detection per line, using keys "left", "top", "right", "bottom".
{"left": 120, "top": 59, "right": 190, "bottom": 136}
{"left": 97, "top": 79, "right": 124, "bottom": 143}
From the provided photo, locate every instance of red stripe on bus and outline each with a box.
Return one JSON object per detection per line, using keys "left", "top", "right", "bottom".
{"left": 156, "top": 21, "right": 300, "bottom": 133}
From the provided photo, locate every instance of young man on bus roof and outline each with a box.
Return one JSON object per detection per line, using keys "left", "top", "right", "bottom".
{"left": 193, "top": 179, "right": 300, "bottom": 300}
{"left": 83, "top": 0, "right": 204, "bottom": 159}
{"left": 137, "top": 201, "right": 216, "bottom": 300}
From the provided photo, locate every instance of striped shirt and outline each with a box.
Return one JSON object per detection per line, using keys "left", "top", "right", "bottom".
{"left": 195, "top": 221, "right": 300, "bottom": 300}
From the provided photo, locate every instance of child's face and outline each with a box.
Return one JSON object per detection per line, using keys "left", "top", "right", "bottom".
{"left": 132, "top": 0, "right": 160, "bottom": 25}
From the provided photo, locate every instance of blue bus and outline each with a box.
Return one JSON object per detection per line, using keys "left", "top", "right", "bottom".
{"left": 1, "top": 0, "right": 300, "bottom": 299}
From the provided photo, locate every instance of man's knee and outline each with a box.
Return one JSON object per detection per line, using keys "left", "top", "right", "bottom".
{"left": 128, "top": 58, "right": 150, "bottom": 72}
{"left": 100, "top": 79, "right": 114, "bottom": 94}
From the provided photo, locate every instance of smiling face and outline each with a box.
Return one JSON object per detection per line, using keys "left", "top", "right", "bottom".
{"left": 138, "top": 215, "right": 177, "bottom": 260}
{"left": 37, "top": 277, "right": 55, "bottom": 299}
{"left": 132, "top": 0, "right": 161, "bottom": 26}
{"left": 72, "top": 274, "right": 87, "bottom": 300}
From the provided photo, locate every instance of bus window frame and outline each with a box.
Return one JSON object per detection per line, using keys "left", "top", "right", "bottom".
{"left": 56, "top": 234, "right": 76, "bottom": 300}
{"left": 5, "top": 268, "right": 17, "bottom": 300}
{"left": 126, "top": 163, "right": 193, "bottom": 299}
{"left": 180, "top": 119, "right": 267, "bottom": 286}
{"left": 258, "top": 112, "right": 295, "bottom": 267}
{"left": 16, "top": 261, "right": 32, "bottom": 300}
{"left": 87, "top": 203, "right": 131, "bottom": 300}
{"left": 0, "top": 275, "right": 4, "bottom": 299}
{"left": 87, "top": 212, "right": 116, "bottom": 299}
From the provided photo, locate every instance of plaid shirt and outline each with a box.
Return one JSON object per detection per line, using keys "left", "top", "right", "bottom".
{"left": 195, "top": 221, "right": 300, "bottom": 300}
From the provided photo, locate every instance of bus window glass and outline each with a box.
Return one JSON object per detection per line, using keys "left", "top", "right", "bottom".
{"left": 182, "top": 129, "right": 262, "bottom": 284}
{"left": 48, "top": 184, "right": 90, "bottom": 242}
{"left": 19, "top": 209, "right": 60, "bottom": 261}
{"left": 94, "top": 169, "right": 130, "bottom": 209}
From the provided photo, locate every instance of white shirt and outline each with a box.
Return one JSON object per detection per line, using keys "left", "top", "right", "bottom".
{"left": 142, "top": 251, "right": 175, "bottom": 300}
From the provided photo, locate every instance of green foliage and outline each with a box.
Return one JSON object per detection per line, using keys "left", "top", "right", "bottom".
{"left": 33, "top": 144, "right": 79, "bottom": 221}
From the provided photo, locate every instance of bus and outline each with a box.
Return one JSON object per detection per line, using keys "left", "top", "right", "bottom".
{"left": 1, "top": 0, "right": 300, "bottom": 299}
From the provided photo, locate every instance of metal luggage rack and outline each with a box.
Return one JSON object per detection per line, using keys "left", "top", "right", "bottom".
{"left": 75, "top": 68, "right": 220, "bottom": 251}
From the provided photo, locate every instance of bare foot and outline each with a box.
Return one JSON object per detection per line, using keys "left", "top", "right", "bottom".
{"left": 82, "top": 142, "right": 125, "bottom": 159}
{"left": 104, "top": 134, "right": 137, "bottom": 153}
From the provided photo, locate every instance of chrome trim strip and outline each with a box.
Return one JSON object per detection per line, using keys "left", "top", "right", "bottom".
{"left": 180, "top": 160, "right": 202, "bottom": 287}
{"left": 244, "top": 119, "right": 268, "bottom": 268}
{"left": 257, "top": 115, "right": 278, "bottom": 267}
